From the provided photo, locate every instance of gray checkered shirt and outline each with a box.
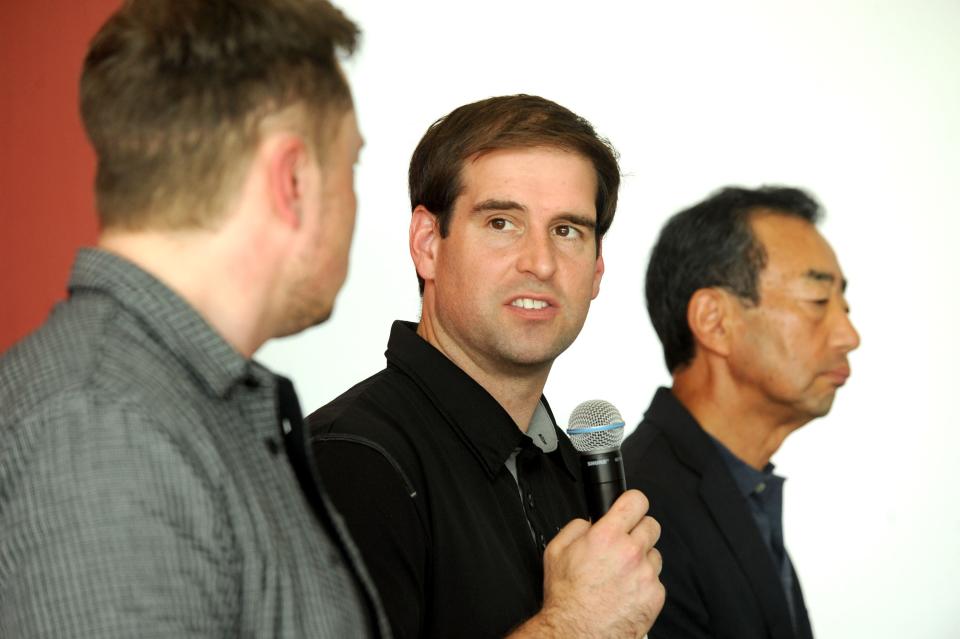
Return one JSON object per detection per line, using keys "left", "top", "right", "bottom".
{"left": 0, "top": 249, "right": 389, "bottom": 638}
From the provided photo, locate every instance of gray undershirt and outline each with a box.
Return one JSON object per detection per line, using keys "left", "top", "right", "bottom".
{"left": 504, "top": 402, "right": 558, "bottom": 542}
{"left": 504, "top": 401, "right": 558, "bottom": 482}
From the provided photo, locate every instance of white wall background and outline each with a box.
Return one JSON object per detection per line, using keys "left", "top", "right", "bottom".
{"left": 259, "top": 1, "right": 960, "bottom": 636}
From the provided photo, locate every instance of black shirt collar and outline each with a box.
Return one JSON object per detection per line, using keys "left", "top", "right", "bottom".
{"left": 710, "top": 435, "right": 781, "bottom": 499}
{"left": 647, "top": 387, "right": 787, "bottom": 494}
{"left": 384, "top": 320, "right": 578, "bottom": 480}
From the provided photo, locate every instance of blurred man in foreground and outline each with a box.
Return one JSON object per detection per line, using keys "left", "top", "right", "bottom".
{"left": 0, "top": 1, "right": 389, "bottom": 636}
{"left": 308, "top": 95, "right": 665, "bottom": 638}
{"left": 623, "top": 186, "right": 861, "bottom": 639}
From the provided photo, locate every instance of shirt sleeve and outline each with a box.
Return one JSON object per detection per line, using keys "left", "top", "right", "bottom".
{"left": 0, "top": 393, "right": 238, "bottom": 638}
{"left": 312, "top": 435, "right": 429, "bottom": 639}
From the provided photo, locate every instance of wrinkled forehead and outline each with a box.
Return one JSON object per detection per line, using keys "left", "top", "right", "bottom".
{"left": 750, "top": 210, "right": 846, "bottom": 289}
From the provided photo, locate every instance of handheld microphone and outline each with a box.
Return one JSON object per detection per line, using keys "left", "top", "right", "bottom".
{"left": 566, "top": 400, "right": 627, "bottom": 522}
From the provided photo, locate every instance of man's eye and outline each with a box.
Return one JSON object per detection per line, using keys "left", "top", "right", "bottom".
{"left": 555, "top": 225, "right": 581, "bottom": 238}
{"left": 490, "top": 218, "right": 514, "bottom": 230}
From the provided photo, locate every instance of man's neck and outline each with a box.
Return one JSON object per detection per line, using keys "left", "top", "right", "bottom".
{"left": 672, "top": 362, "right": 804, "bottom": 470}
{"left": 98, "top": 225, "right": 279, "bottom": 358}
{"left": 416, "top": 315, "right": 550, "bottom": 432}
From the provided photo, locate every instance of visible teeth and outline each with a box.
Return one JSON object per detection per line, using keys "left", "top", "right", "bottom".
{"left": 512, "top": 298, "right": 549, "bottom": 310}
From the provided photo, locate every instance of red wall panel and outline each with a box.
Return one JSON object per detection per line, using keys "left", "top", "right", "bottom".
{"left": 0, "top": 0, "right": 120, "bottom": 353}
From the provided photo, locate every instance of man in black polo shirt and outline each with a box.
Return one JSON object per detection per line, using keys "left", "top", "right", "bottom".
{"left": 307, "top": 95, "right": 665, "bottom": 638}
{"left": 622, "top": 187, "right": 861, "bottom": 638}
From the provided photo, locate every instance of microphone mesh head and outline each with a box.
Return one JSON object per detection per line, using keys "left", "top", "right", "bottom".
{"left": 566, "top": 400, "right": 625, "bottom": 453}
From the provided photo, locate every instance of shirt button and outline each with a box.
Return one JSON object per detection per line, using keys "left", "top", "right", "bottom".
{"left": 526, "top": 493, "right": 535, "bottom": 509}
{"left": 756, "top": 482, "right": 766, "bottom": 494}
{"left": 264, "top": 437, "right": 281, "bottom": 456}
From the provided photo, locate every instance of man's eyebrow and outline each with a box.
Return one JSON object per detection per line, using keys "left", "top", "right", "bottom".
{"left": 555, "top": 214, "right": 597, "bottom": 230}
{"left": 804, "top": 269, "right": 848, "bottom": 292}
{"left": 470, "top": 200, "right": 596, "bottom": 230}
{"left": 472, "top": 199, "right": 527, "bottom": 214}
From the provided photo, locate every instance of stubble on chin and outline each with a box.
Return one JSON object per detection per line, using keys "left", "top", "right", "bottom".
{"left": 486, "top": 321, "right": 581, "bottom": 374}
{"left": 273, "top": 292, "right": 333, "bottom": 339}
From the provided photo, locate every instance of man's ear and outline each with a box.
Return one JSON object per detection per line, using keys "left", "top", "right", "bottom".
{"left": 591, "top": 238, "right": 605, "bottom": 300}
{"left": 686, "top": 288, "right": 734, "bottom": 358}
{"left": 266, "top": 134, "right": 311, "bottom": 229}
{"left": 409, "top": 205, "right": 440, "bottom": 285}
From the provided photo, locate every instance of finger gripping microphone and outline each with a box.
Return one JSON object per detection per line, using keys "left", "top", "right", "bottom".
{"left": 567, "top": 400, "right": 627, "bottom": 522}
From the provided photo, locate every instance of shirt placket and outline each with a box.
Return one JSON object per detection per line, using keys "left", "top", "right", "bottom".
{"left": 515, "top": 446, "right": 552, "bottom": 555}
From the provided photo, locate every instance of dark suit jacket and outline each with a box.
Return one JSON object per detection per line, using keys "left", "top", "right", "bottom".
{"left": 622, "top": 387, "right": 814, "bottom": 639}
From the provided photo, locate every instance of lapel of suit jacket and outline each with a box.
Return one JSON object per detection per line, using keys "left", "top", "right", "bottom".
{"left": 790, "top": 558, "right": 815, "bottom": 639}
{"left": 647, "top": 388, "right": 798, "bottom": 639}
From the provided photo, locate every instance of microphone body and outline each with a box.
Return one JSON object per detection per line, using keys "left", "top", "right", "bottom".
{"left": 566, "top": 400, "right": 628, "bottom": 522}
{"left": 578, "top": 447, "right": 627, "bottom": 522}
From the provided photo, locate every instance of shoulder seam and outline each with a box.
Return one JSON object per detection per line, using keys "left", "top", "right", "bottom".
{"left": 314, "top": 433, "right": 419, "bottom": 499}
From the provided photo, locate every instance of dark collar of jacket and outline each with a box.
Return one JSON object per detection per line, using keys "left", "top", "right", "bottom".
{"left": 384, "top": 320, "right": 579, "bottom": 481}
{"left": 644, "top": 386, "right": 810, "bottom": 639}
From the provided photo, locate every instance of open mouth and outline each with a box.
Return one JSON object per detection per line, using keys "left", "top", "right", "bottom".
{"left": 510, "top": 298, "right": 550, "bottom": 310}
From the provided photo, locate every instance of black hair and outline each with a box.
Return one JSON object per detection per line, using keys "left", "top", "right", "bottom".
{"left": 646, "top": 185, "right": 822, "bottom": 372}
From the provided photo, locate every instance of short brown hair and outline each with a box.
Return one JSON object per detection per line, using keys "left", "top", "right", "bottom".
{"left": 81, "top": 0, "right": 359, "bottom": 230}
{"left": 408, "top": 94, "right": 621, "bottom": 293}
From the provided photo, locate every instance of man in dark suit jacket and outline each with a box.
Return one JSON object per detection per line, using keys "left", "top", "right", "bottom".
{"left": 622, "top": 186, "right": 862, "bottom": 638}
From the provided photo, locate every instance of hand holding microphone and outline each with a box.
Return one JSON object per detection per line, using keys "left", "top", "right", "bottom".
{"left": 510, "top": 400, "right": 665, "bottom": 638}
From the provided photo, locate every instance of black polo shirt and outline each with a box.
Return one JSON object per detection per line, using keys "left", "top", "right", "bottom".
{"left": 306, "top": 321, "right": 587, "bottom": 639}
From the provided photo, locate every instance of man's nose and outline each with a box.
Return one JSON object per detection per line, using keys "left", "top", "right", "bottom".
{"left": 516, "top": 231, "right": 558, "bottom": 281}
{"left": 831, "top": 306, "right": 861, "bottom": 353}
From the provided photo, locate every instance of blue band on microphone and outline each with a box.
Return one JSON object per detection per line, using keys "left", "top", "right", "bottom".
{"left": 567, "top": 421, "right": 625, "bottom": 435}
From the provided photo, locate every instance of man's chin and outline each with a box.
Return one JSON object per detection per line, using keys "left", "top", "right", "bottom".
{"left": 495, "top": 341, "right": 573, "bottom": 374}
{"left": 805, "top": 392, "right": 837, "bottom": 420}
{"left": 276, "top": 305, "right": 333, "bottom": 339}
